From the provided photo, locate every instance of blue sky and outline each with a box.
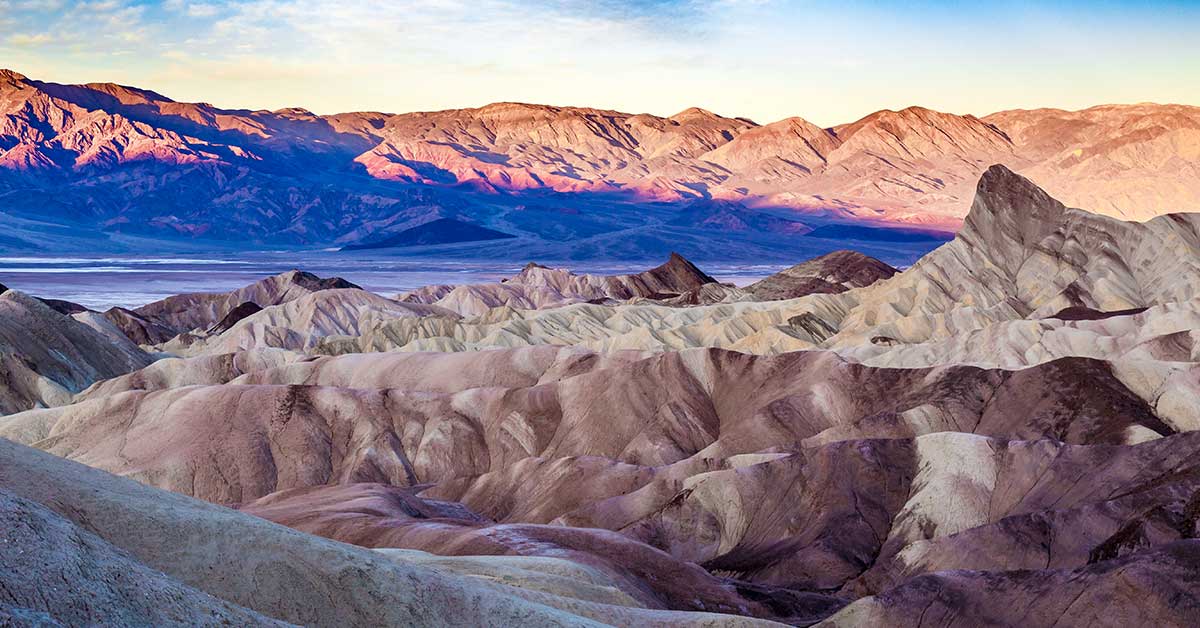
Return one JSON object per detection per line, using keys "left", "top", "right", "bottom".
{"left": 1, "top": 0, "right": 1198, "bottom": 125}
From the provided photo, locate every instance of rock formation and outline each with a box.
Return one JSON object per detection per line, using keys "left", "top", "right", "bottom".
{"left": 3, "top": 165, "right": 1200, "bottom": 626}
{"left": 101, "top": 306, "right": 177, "bottom": 345}
{"left": 0, "top": 438, "right": 780, "bottom": 626}
{"left": 131, "top": 269, "right": 361, "bottom": 336}
{"left": 744, "top": 251, "right": 897, "bottom": 300}
{"left": 0, "top": 290, "right": 150, "bottom": 413}
{"left": 398, "top": 252, "right": 718, "bottom": 316}
{"left": 282, "top": 166, "right": 1200, "bottom": 362}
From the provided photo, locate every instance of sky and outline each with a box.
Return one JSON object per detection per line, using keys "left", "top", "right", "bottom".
{"left": 1, "top": 0, "right": 1198, "bottom": 126}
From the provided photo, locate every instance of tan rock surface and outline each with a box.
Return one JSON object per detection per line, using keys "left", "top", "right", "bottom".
{"left": 399, "top": 253, "right": 717, "bottom": 316}
{"left": 132, "top": 269, "right": 361, "bottom": 335}
{"left": 5, "top": 156, "right": 1200, "bottom": 626}
{"left": 0, "top": 437, "right": 783, "bottom": 626}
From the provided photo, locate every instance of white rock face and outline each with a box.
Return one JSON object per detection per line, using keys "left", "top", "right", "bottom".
{"left": 164, "top": 288, "right": 458, "bottom": 355}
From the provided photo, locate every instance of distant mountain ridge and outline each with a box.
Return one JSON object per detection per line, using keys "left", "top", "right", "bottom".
{"left": 1, "top": 68, "right": 1197, "bottom": 257}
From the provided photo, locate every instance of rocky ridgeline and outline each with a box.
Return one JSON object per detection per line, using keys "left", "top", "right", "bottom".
{"left": 2, "top": 166, "right": 1200, "bottom": 625}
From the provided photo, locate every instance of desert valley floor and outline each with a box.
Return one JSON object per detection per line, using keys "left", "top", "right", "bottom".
{"left": 3, "top": 166, "right": 1200, "bottom": 626}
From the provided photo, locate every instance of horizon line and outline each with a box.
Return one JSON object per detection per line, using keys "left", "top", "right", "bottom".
{"left": 5, "top": 67, "right": 1195, "bottom": 129}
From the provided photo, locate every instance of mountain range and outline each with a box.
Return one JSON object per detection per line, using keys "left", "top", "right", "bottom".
{"left": 2, "top": 68, "right": 1198, "bottom": 261}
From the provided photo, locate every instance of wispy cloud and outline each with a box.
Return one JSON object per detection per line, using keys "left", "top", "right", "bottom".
{"left": 7, "top": 32, "right": 54, "bottom": 46}
{"left": 135, "top": 0, "right": 722, "bottom": 103}
{"left": 15, "top": 0, "right": 67, "bottom": 9}
{"left": 6, "top": 0, "right": 149, "bottom": 50}
{"left": 2, "top": 0, "right": 1198, "bottom": 126}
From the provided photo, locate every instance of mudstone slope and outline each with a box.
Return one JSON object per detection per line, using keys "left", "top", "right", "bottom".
{"left": 3, "top": 166, "right": 1200, "bottom": 626}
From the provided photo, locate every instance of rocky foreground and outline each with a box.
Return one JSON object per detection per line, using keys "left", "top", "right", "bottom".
{"left": 3, "top": 166, "right": 1200, "bottom": 626}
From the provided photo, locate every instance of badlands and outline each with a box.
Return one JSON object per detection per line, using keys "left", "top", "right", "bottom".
{"left": 3, "top": 165, "right": 1200, "bottom": 626}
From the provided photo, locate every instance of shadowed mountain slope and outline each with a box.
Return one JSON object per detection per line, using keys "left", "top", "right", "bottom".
{"left": 745, "top": 251, "right": 897, "bottom": 300}
{"left": 343, "top": 217, "right": 517, "bottom": 250}
{"left": 0, "top": 290, "right": 150, "bottom": 413}
{"left": 2, "top": 70, "right": 1198, "bottom": 257}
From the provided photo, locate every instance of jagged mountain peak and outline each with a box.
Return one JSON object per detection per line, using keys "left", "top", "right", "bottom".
{"left": 832, "top": 165, "right": 1200, "bottom": 348}
{"left": 863, "top": 105, "right": 978, "bottom": 125}
{"left": 652, "top": 251, "right": 717, "bottom": 285}
{"left": 279, "top": 269, "right": 361, "bottom": 291}
{"left": 960, "top": 163, "right": 1069, "bottom": 248}
{"left": 0, "top": 69, "right": 28, "bottom": 83}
